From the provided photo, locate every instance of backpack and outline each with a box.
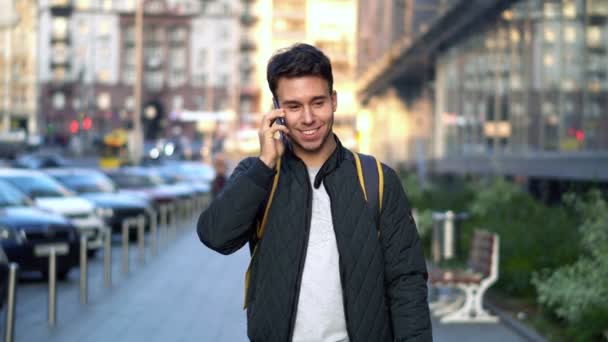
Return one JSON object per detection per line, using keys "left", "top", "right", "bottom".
{"left": 243, "top": 152, "right": 384, "bottom": 308}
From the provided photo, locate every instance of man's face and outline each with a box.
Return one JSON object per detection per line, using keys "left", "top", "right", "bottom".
{"left": 275, "top": 75, "right": 337, "bottom": 155}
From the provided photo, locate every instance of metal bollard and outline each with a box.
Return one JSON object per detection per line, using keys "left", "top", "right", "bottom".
{"left": 48, "top": 247, "right": 57, "bottom": 327}
{"left": 80, "top": 235, "right": 88, "bottom": 304}
{"left": 4, "top": 263, "right": 18, "bottom": 342}
{"left": 137, "top": 215, "right": 145, "bottom": 265}
{"left": 122, "top": 219, "right": 130, "bottom": 275}
{"left": 104, "top": 227, "right": 112, "bottom": 288}
{"left": 149, "top": 209, "right": 158, "bottom": 256}
{"left": 160, "top": 205, "right": 168, "bottom": 248}
{"left": 444, "top": 211, "right": 455, "bottom": 260}
{"left": 169, "top": 204, "right": 177, "bottom": 241}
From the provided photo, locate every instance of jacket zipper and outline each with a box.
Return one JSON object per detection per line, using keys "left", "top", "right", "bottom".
{"left": 287, "top": 173, "right": 313, "bottom": 341}
{"left": 325, "top": 185, "right": 353, "bottom": 340}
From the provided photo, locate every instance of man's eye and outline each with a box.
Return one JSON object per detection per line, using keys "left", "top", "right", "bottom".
{"left": 288, "top": 106, "right": 300, "bottom": 111}
{"left": 313, "top": 101, "right": 324, "bottom": 107}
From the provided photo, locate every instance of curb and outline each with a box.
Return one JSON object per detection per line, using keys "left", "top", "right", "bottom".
{"left": 486, "top": 300, "right": 547, "bottom": 342}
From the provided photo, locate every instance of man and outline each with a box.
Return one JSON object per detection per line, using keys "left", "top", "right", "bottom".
{"left": 211, "top": 153, "right": 227, "bottom": 198}
{"left": 197, "top": 43, "right": 432, "bottom": 342}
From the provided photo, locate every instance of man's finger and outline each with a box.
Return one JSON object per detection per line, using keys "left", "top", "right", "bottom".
{"left": 261, "top": 109, "right": 285, "bottom": 128}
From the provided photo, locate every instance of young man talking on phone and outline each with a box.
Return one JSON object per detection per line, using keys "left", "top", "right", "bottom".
{"left": 197, "top": 43, "right": 432, "bottom": 342}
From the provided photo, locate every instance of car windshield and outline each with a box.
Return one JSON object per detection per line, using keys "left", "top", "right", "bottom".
{"left": 53, "top": 172, "right": 117, "bottom": 194}
{"left": 0, "top": 180, "right": 30, "bottom": 207}
{"left": 0, "top": 175, "right": 73, "bottom": 199}
{"left": 107, "top": 172, "right": 165, "bottom": 189}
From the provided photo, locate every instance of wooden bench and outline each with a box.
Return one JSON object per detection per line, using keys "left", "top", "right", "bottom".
{"left": 429, "top": 229, "right": 500, "bottom": 323}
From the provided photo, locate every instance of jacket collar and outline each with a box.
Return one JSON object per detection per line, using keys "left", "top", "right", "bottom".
{"left": 283, "top": 134, "right": 347, "bottom": 189}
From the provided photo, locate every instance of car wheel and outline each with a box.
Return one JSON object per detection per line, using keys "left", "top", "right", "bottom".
{"left": 41, "top": 268, "right": 71, "bottom": 281}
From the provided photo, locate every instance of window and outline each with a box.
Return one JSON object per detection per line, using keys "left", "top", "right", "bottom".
{"left": 76, "top": 0, "right": 90, "bottom": 10}
{"left": 192, "top": 73, "right": 207, "bottom": 87}
{"left": 217, "top": 73, "right": 229, "bottom": 86}
{"left": 172, "top": 96, "right": 183, "bottom": 111}
{"left": 52, "top": 43, "right": 69, "bottom": 64}
{"left": 169, "top": 48, "right": 186, "bottom": 69}
{"left": 53, "top": 67, "right": 67, "bottom": 82}
{"left": 52, "top": 18, "right": 68, "bottom": 39}
{"left": 169, "top": 70, "right": 186, "bottom": 87}
{"left": 170, "top": 27, "right": 187, "bottom": 44}
{"left": 97, "top": 70, "right": 111, "bottom": 83}
{"left": 565, "top": 25, "right": 578, "bottom": 43}
{"left": 123, "top": 65, "right": 135, "bottom": 84}
{"left": 198, "top": 49, "right": 207, "bottom": 68}
{"left": 195, "top": 96, "right": 206, "bottom": 110}
{"left": 145, "top": 71, "right": 164, "bottom": 91}
{"left": 124, "top": 26, "right": 135, "bottom": 44}
{"left": 587, "top": 26, "right": 603, "bottom": 48}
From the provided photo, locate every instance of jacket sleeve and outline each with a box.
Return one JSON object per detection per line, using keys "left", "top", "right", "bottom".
{"left": 197, "top": 157, "right": 276, "bottom": 255}
{"left": 379, "top": 166, "right": 433, "bottom": 342}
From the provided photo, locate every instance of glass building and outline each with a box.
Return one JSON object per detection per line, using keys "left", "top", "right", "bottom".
{"left": 436, "top": 0, "right": 608, "bottom": 157}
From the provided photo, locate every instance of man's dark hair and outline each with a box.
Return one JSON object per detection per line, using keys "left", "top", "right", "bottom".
{"left": 267, "top": 43, "right": 333, "bottom": 99}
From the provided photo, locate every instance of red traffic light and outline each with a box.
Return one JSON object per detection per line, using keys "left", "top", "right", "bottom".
{"left": 69, "top": 120, "right": 79, "bottom": 134}
{"left": 83, "top": 117, "right": 92, "bottom": 131}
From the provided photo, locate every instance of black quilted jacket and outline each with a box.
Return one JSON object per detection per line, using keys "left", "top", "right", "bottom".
{"left": 197, "top": 138, "right": 432, "bottom": 342}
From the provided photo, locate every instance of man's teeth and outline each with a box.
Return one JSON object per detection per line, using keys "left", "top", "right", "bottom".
{"left": 302, "top": 129, "right": 318, "bottom": 135}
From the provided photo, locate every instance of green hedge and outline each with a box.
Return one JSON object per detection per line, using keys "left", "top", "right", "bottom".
{"left": 399, "top": 173, "right": 606, "bottom": 340}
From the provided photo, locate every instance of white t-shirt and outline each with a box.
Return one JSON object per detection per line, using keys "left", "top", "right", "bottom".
{"left": 292, "top": 168, "right": 349, "bottom": 342}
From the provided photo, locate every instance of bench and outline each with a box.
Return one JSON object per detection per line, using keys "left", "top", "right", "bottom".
{"left": 429, "top": 229, "right": 500, "bottom": 323}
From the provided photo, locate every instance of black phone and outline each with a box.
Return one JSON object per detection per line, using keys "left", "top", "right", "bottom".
{"left": 273, "top": 98, "right": 288, "bottom": 146}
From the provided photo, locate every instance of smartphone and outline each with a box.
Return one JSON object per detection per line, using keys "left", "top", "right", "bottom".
{"left": 272, "top": 97, "right": 288, "bottom": 146}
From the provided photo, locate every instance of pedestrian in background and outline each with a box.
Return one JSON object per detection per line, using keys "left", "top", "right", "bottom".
{"left": 197, "top": 43, "right": 432, "bottom": 342}
{"left": 211, "top": 153, "right": 227, "bottom": 198}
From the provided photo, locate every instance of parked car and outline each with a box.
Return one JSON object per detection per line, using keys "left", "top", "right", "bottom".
{"left": 45, "top": 168, "right": 153, "bottom": 234}
{"left": 0, "top": 169, "right": 104, "bottom": 252}
{"left": 0, "top": 247, "right": 8, "bottom": 310}
{"left": 104, "top": 167, "right": 191, "bottom": 210}
{"left": 12, "top": 153, "right": 72, "bottom": 169}
{"left": 0, "top": 180, "right": 79, "bottom": 279}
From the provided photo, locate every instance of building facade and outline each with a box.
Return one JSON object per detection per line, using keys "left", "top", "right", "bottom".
{"left": 38, "top": 0, "right": 240, "bottom": 145}
{"left": 0, "top": 0, "right": 38, "bottom": 143}
{"left": 358, "top": 0, "right": 608, "bottom": 184}
{"left": 356, "top": 0, "right": 451, "bottom": 162}
{"left": 229, "top": 0, "right": 359, "bottom": 155}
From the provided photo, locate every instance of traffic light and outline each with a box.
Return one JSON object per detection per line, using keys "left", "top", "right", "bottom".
{"left": 69, "top": 120, "right": 79, "bottom": 134}
{"left": 83, "top": 117, "right": 92, "bottom": 131}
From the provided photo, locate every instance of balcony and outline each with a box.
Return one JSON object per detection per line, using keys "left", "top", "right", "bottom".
{"left": 50, "top": 0, "right": 73, "bottom": 16}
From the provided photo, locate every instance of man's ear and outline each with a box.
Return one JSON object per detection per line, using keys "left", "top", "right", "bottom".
{"left": 331, "top": 90, "right": 337, "bottom": 112}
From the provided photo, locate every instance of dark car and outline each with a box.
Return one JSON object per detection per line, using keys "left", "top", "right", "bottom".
{"left": 0, "top": 248, "right": 8, "bottom": 310}
{"left": 0, "top": 180, "right": 79, "bottom": 279}
{"left": 45, "top": 168, "right": 153, "bottom": 234}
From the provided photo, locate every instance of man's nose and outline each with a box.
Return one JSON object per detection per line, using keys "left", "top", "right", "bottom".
{"left": 302, "top": 106, "right": 314, "bottom": 124}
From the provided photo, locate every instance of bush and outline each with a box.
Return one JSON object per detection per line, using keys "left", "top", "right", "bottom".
{"left": 461, "top": 178, "right": 580, "bottom": 297}
{"left": 532, "top": 190, "right": 608, "bottom": 342}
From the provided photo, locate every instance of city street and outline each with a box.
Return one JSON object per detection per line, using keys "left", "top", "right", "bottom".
{"left": 1, "top": 215, "right": 526, "bottom": 342}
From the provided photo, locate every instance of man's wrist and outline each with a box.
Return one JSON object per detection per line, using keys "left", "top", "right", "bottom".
{"left": 259, "top": 155, "right": 276, "bottom": 169}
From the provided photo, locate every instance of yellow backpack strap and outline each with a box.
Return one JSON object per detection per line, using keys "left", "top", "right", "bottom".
{"left": 257, "top": 158, "right": 281, "bottom": 239}
{"left": 244, "top": 158, "right": 281, "bottom": 309}
{"left": 354, "top": 152, "right": 384, "bottom": 235}
{"left": 353, "top": 153, "right": 367, "bottom": 201}
{"left": 376, "top": 157, "right": 384, "bottom": 212}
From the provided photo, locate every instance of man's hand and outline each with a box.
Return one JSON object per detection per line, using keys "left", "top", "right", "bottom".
{"left": 258, "top": 109, "right": 289, "bottom": 169}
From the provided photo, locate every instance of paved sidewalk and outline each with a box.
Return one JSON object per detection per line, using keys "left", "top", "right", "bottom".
{"left": 12, "top": 229, "right": 528, "bottom": 342}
